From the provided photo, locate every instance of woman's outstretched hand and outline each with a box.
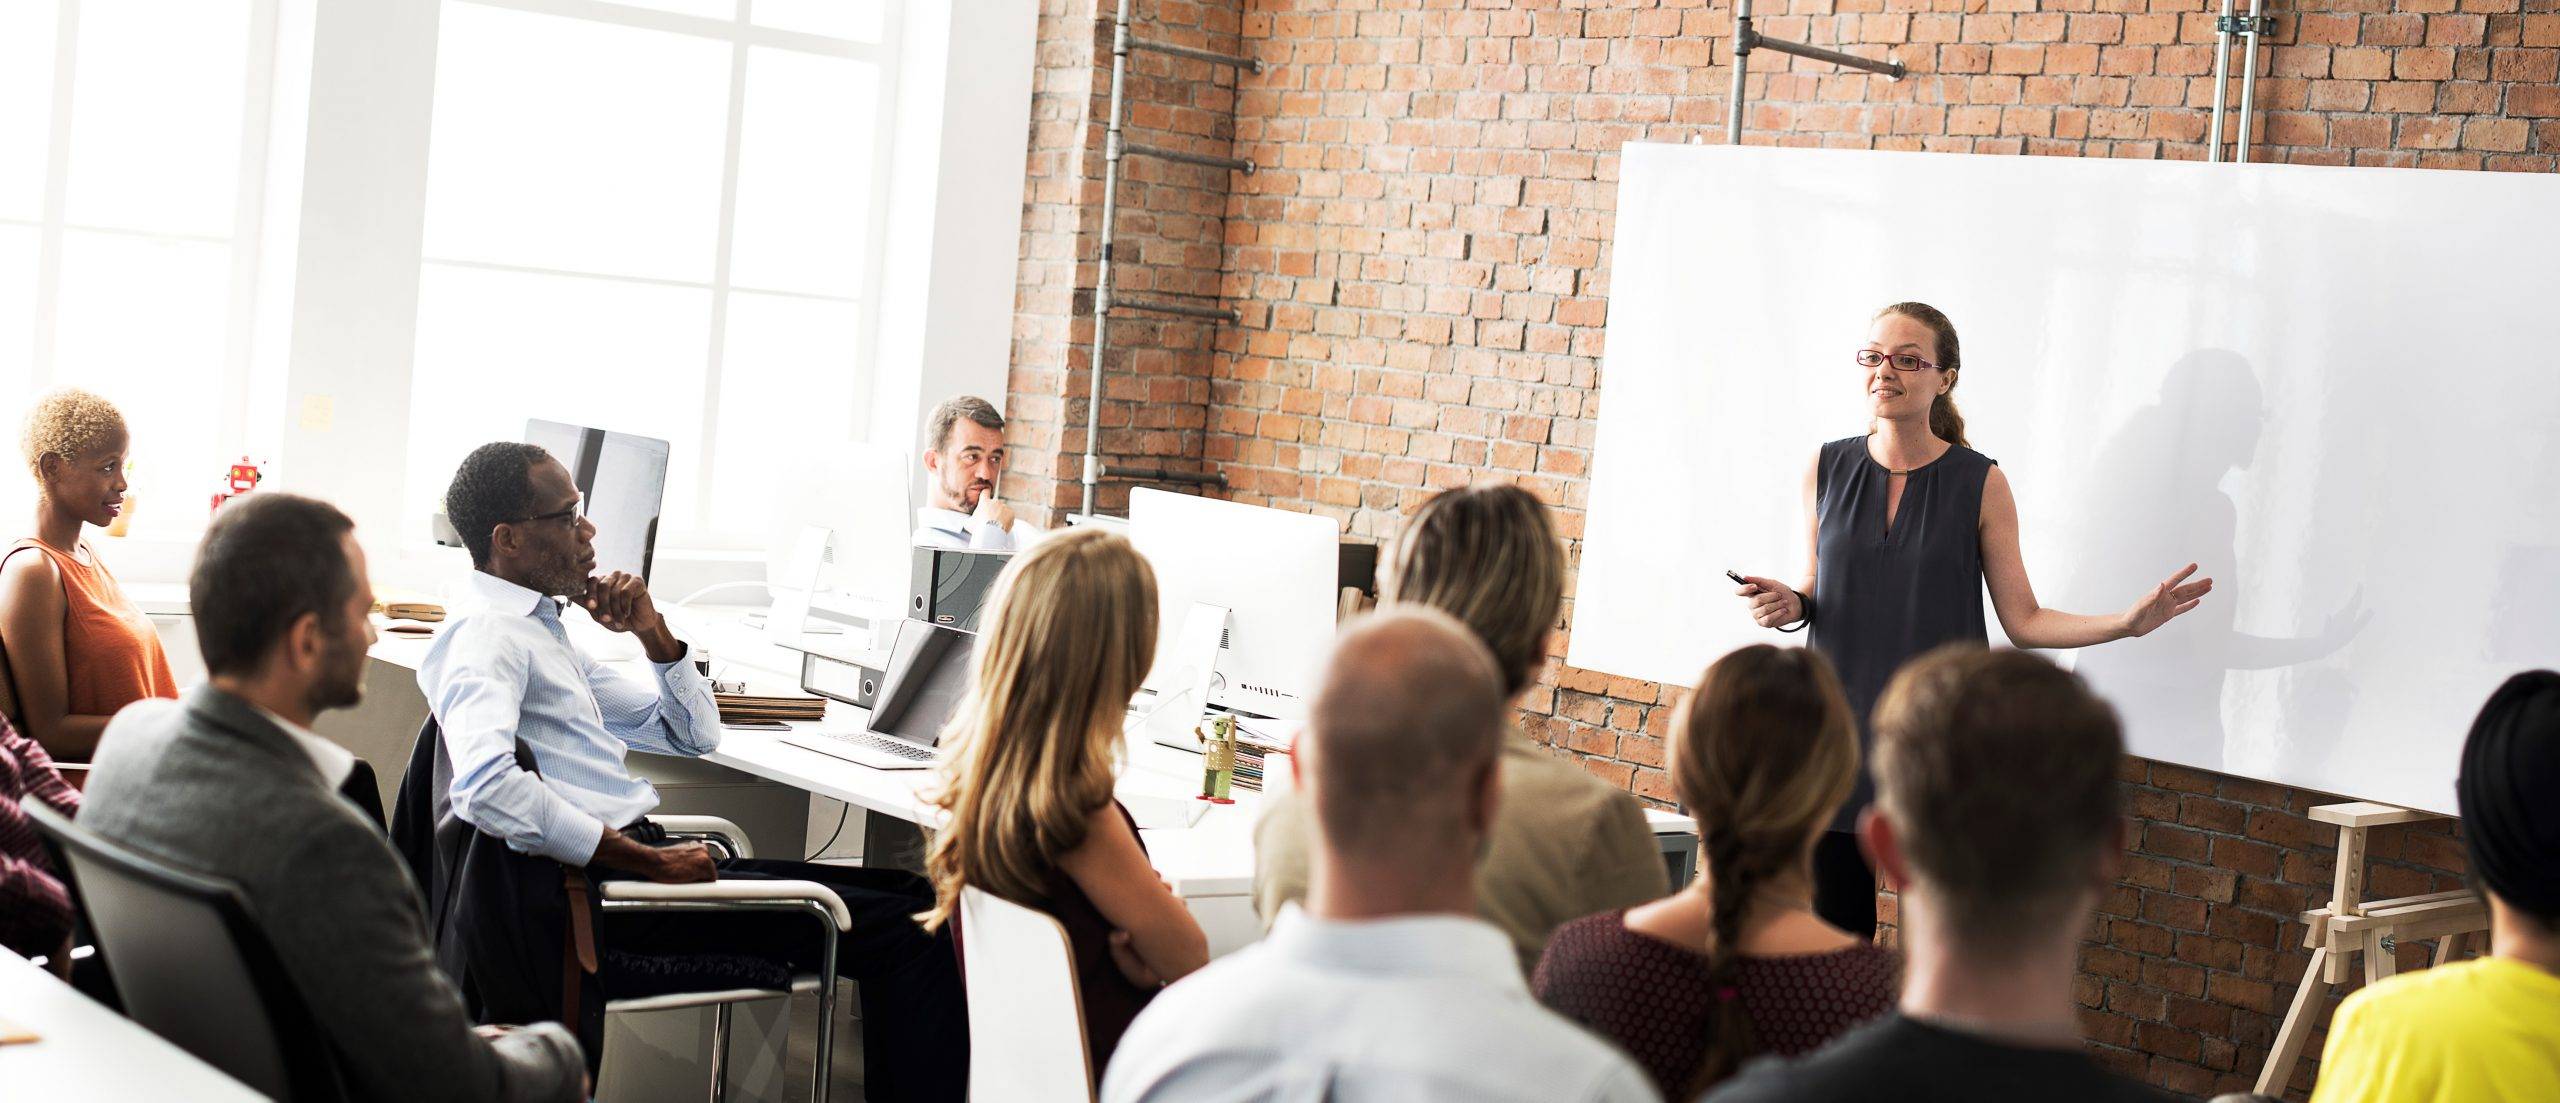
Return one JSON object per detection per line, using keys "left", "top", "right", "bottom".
{"left": 1737, "top": 575, "right": 1805, "bottom": 629}
{"left": 2120, "top": 563, "right": 2214, "bottom": 639}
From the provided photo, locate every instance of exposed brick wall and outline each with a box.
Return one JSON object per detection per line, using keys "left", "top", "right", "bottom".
{"left": 1005, "top": 0, "right": 1247, "bottom": 525}
{"left": 1004, "top": 0, "right": 2530, "bottom": 1096}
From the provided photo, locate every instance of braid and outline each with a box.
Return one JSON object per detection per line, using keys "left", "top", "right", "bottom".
{"left": 1686, "top": 821, "right": 1773, "bottom": 1097}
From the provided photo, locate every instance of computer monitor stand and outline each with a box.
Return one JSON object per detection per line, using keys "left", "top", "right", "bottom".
{"left": 1142, "top": 601, "right": 1228, "bottom": 753}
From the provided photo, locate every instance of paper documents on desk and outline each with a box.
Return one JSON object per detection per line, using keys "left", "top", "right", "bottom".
{"left": 1119, "top": 791, "right": 1212, "bottom": 831}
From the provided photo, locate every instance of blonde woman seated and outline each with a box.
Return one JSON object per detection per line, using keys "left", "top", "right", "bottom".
{"left": 0, "top": 390, "right": 176, "bottom": 762}
{"left": 921, "top": 529, "right": 1209, "bottom": 1080}
{"left": 1535, "top": 645, "right": 1898, "bottom": 1099}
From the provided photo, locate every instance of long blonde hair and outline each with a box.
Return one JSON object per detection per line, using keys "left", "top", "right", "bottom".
{"left": 919, "top": 528, "right": 1158, "bottom": 931}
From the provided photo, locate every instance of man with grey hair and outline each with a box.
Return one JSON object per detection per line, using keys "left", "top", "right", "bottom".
{"left": 911, "top": 395, "right": 1035, "bottom": 549}
{"left": 1101, "top": 608, "right": 1658, "bottom": 1103}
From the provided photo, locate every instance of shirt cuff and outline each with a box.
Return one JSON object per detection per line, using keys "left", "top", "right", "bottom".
{"left": 540, "top": 804, "right": 608, "bottom": 867}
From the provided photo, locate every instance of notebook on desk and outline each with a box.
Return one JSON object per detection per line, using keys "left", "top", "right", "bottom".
{"left": 781, "top": 619, "right": 975, "bottom": 771}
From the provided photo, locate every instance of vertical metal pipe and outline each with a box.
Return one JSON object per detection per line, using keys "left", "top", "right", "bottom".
{"left": 1080, "top": 0, "right": 1138, "bottom": 518}
{"left": 1727, "top": 0, "right": 1753, "bottom": 144}
{"left": 2235, "top": 0, "right": 2264, "bottom": 162}
{"left": 2207, "top": 0, "right": 2233, "bottom": 162}
{"left": 708, "top": 1002, "right": 732, "bottom": 1103}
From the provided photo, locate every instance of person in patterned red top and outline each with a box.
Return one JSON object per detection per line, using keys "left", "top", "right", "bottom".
{"left": 0, "top": 713, "right": 81, "bottom": 965}
{"left": 1536, "top": 644, "right": 1897, "bottom": 1098}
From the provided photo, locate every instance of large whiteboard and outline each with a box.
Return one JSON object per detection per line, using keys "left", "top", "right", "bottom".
{"left": 1571, "top": 143, "right": 2560, "bottom": 814}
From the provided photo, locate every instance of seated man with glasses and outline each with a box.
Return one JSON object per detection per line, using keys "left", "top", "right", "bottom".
{"left": 421, "top": 442, "right": 966, "bottom": 1100}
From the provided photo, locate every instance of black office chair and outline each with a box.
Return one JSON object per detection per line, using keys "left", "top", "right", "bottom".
{"left": 21, "top": 797, "right": 350, "bottom": 1103}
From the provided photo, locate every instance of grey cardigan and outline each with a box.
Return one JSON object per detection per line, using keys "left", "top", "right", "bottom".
{"left": 81, "top": 686, "right": 584, "bottom": 1103}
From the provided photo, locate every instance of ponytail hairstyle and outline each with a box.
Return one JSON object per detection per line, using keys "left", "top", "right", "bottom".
{"left": 1876, "top": 302, "right": 1967, "bottom": 448}
{"left": 1671, "top": 644, "right": 1862, "bottom": 1097}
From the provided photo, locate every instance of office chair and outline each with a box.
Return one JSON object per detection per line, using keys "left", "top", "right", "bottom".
{"left": 959, "top": 884, "right": 1093, "bottom": 1103}
{"left": 392, "top": 716, "right": 850, "bottom": 1102}
{"left": 22, "top": 797, "right": 350, "bottom": 1103}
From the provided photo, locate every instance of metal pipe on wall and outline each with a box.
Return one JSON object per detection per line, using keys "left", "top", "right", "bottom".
{"left": 2235, "top": 0, "right": 2266, "bottom": 162}
{"left": 1079, "top": 0, "right": 1138, "bottom": 518}
{"left": 2208, "top": 0, "right": 2234, "bottom": 162}
{"left": 1727, "top": 0, "right": 1753, "bottom": 144}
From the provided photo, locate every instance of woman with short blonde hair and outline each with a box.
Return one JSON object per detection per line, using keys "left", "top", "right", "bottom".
{"left": 923, "top": 528, "right": 1207, "bottom": 1081}
{"left": 1, "top": 390, "right": 176, "bottom": 761}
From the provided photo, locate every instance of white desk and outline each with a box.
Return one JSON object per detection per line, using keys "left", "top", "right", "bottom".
{"left": 0, "top": 950, "right": 263, "bottom": 1102}
{"left": 366, "top": 605, "right": 1698, "bottom": 956}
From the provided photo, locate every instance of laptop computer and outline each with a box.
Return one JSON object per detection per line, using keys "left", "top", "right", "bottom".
{"left": 780, "top": 619, "right": 976, "bottom": 771}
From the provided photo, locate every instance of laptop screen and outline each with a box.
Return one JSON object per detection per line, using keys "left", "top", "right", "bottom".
{"left": 866, "top": 619, "right": 978, "bottom": 748}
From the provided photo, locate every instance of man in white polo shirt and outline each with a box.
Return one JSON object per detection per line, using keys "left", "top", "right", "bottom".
{"left": 910, "top": 395, "right": 1036, "bottom": 550}
{"left": 1101, "top": 608, "right": 1659, "bottom": 1103}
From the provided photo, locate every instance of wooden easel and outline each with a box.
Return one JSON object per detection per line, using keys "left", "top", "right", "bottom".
{"left": 2255, "top": 802, "right": 2488, "bottom": 1096}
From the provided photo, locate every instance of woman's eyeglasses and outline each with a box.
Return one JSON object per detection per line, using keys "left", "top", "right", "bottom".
{"left": 1855, "top": 349, "right": 1941, "bottom": 373}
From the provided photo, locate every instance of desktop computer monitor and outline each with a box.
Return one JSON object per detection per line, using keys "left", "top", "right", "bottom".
{"left": 866, "top": 619, "right": 978, "bottom": 748}
{"left": 524, "top": 419, "right": 670, "bottom": 582}
{"left": 1127, "top": 487, "right": 1342, "bottom": 726}
{"left": 766, "top": 439, "right": 913, "bottom": 607}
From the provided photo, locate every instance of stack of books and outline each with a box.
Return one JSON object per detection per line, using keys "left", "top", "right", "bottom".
{"left": 1228, "top": 725, "right": 1291, "bottom": 794}
{"left": 714, "top": 691, "right": 826, "bottom": 724}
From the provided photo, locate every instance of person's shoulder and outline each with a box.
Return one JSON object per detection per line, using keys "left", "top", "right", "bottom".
{"left": 1501, "top": 743, "right": 1648, "bottom": 826}
{"left": 0, "top": 542, "right": 61, "bottom": 598}
{"left": 2332, "top": 956, "right": 2497, "bottom": 1034}
{"left": 89, "top": 697, "right": 187, "bottom": 765}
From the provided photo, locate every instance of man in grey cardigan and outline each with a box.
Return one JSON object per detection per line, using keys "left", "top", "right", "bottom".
{"left": 81, "top": 493, "right": 584, "bottom": 1103}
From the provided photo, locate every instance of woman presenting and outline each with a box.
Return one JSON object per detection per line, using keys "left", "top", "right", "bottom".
{"left": 1734, "top": 302, "right": 2211, "bottom": 937}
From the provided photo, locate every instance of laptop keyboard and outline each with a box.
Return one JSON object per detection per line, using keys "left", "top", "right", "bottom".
{"left": 809, "top": 729, "right": 935, "bottom": 761}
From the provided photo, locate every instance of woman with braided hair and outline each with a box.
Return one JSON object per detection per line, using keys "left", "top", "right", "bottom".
{"left": 1534, "top": 644, "right": 1898, "bottom": 1099}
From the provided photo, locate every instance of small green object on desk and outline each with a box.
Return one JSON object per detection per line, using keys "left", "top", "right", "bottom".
{"left": 1197, "top": 714, "right": 1237, "bottom": 804}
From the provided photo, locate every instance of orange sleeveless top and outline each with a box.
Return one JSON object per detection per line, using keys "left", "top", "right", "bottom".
{"left": 6, "top": 540, "right": 177, "bottom": 720}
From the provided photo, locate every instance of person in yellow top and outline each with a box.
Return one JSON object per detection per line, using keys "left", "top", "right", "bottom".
{"left": 1255, "top": 484, "right": 1668, "bottom": 976}
{"left": 2310, "top": 670, "right": 2560, "bottom": 1103}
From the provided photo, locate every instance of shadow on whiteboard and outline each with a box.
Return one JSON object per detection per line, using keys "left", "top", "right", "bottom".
{"left": 2060, "top": 349, "right": 2368, "bottom": 781}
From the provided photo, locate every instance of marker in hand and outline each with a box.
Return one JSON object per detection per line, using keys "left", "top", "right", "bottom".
{"left": 1730, "top": 569, "right": 1806, "bottom": 631}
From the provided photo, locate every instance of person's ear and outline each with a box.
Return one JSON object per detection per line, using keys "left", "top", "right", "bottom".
{"left": 2094, "top": 816, "right": 2127, "bottom": 888}
{"left": 36, "top": 452, "right": 60, "bottom": 482}
{"left": 1468, "top": 756, "right": 1501, "bottom": 837}
{"left": 489, "top": 519, "right": 517, "bottom": 562}
{"left": 285, "top": 610, "right": 326, "bottom": 672}
{"left": 921, "top": 446, "right": 942, "bottom": 476}
{"left": 1859, "top": 806, "right": 1911, "bottom": 890}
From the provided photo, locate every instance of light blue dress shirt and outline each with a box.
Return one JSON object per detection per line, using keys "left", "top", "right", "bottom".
{"left": 417, "top": 571, "right": 722, "bottom": 865}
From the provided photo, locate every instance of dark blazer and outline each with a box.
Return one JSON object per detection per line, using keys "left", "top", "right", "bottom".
{"left": 390, "top": 716, "right": 606, "bottom": 1070}
{"left": 80, "top": 686, "right": 585, "bottom": 1103}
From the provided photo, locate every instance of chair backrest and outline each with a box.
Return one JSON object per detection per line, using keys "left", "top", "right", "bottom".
{"left": 22, "top": 797, "right": 344, "bottom": 1102}
{"left": 959, "top": 884, "right": 1093, "bottom": 1102}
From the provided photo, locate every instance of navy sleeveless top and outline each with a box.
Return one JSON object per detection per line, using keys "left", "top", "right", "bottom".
{"left": 1809, "top": 435, "right": 1997, "bottom": 832}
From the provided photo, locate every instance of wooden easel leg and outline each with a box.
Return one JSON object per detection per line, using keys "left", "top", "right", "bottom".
{"left": 2259, "top": 946, "right": 2333, "bottom": 1097}
{"left": 2364, "top": 930, "right": 2399, "bottom": 985}
{"left": 2432, "top": 930, "right": 2467, "bottom": 967}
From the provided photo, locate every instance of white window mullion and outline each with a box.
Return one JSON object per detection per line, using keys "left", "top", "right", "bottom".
{"left": 847, "top": 1, "right": 899, "bottom": 442}
{"left": 692, "top": 1, "right": 751, "bottom": 534}
{"left": 28, "top": 0, "right": 83, "bottom": 391}
{"left": 217, "top": 0, "right": 284, "bottom": 468}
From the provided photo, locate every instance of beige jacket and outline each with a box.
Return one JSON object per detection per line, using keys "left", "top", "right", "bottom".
{"left": 1252, "top": 732, "right": 1669, "bottom": 976}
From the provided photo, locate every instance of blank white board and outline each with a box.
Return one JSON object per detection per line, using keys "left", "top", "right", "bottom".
{"left": 1571, "top": 143, "right": 2560, "bottom": 814}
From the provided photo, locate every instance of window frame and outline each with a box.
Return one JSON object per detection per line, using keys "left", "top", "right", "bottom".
{"left": 412, "top": 0, "right": 907, "bottom": 551}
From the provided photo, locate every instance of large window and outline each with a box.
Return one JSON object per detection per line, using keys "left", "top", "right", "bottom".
{"left": 403, "top": 0, "right": 897, "bottom": 549}
{"left": 0, "top": 0, "right": 288, "bottom": 540}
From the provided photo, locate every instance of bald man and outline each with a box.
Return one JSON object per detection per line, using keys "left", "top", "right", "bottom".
{"left": 1102, "top": 609, "right": 1657, "bottom": 1103}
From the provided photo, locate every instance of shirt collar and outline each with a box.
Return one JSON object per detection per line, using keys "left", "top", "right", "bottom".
{"left": 1265, "top": 903, "right": 1524, "bottom": 990}
{"left": 462, "top": 569, "right": 555, "bottom": 619}
{"left": 916, "top": 506, "right": 970, "bottom": 532}
{"left": 250, "top": 703, "right": 357, "bottom": 789}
